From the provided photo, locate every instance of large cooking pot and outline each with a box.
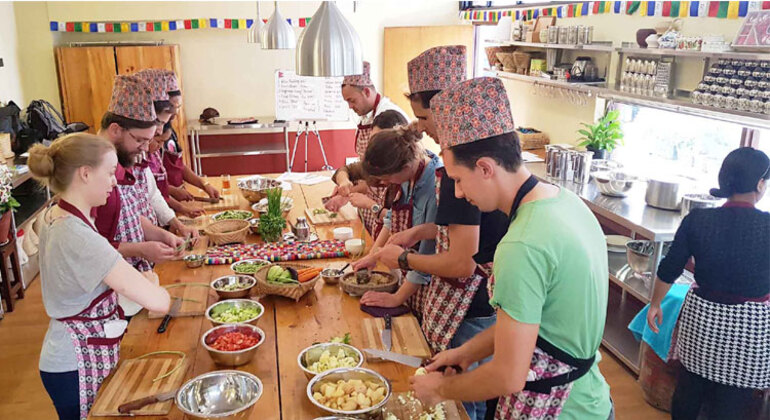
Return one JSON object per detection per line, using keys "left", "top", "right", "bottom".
{"left": 645, "top": 177, "right": 691, "bottom": 210}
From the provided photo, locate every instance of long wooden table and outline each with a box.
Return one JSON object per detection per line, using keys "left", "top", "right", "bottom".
{"left": 88, "top": 174, "right": 464, "bottom": 420}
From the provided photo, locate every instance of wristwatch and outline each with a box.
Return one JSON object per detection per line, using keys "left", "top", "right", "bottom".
{"left": 398, "top": 249, "right": 412, "bottom": 271}
{"left": 371, "top": 204, "right": 382, "bottom": 214}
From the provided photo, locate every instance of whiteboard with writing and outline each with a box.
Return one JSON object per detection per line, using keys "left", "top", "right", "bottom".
{"left": 275, "top": 70, "right": 350, "bottom": 122}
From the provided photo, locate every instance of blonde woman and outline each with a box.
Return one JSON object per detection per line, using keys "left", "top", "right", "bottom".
{"left": 30, "top": 133, "right": 170, "bottom": 420}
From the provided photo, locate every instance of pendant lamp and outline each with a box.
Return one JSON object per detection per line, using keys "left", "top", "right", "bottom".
{"left": 247, "top": 1, "right": 264, "bottom": 44}
{"left": 296, "top": 1, "right": 362, "bottom": 77}
{"left": 262, "top": 1, "right": 296, "bottom": 50}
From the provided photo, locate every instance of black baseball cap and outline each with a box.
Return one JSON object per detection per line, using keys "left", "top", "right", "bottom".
{"left": 710, "top": 147, "right": 770, "bottom": 198}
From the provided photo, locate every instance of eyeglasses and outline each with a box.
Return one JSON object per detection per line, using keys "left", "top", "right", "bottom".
{"left": 126, "top": 130, "right": 152, "bottom": 144}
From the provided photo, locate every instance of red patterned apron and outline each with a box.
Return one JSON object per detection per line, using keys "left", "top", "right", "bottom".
{"left": 147, "top": 151, "right": 170, "bottom": 199}
{"left": 355, "top": 94, "right": 387, "bottom": 237}
{"left": 56, "top": 200, "right": 124, "bottom": 420}
{"left": 162, "top": 147, "right": 185, "bottom": 188}
{"left": 115, "top": 170, "right": 153, "bottom": 272}
{"left": 421, "top": 169, "right": 493, "bottom": 352}
{"left": 490, "top": 175, "right": 597, "bottom": 420}
{"left": 132, "top": 161, "right": 159, "bottom": 227}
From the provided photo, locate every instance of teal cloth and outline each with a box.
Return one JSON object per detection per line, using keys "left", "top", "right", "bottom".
{"left": 628, "top": 283, "right": 691, "bottom": 361}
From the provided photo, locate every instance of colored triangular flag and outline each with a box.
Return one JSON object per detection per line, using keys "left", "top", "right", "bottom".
{"left": 97, "top": 23, "right": 106, "bottom": 32}
{"left": 727, "top": 1, "right": 741, "bottom": 17}
{"left": 627, "top": 1, "right": 641, "bottom": 14}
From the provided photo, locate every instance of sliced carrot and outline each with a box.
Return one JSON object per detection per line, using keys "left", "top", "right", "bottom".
{"left": 298, "top": 268, "right": 322, "bottom": 282}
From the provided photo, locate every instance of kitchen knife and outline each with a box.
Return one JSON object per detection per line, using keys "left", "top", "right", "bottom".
{"left": 381, "top": 314, "right": 392, "bottom": 351}
{"left": 363, "top": 348, "right": 423, "bottom": 368}
{"left": 117, "top": 390, "right": 177, "bottom": 413}
{"left": 157, "top": 298, "right": 182, "bottom": 334}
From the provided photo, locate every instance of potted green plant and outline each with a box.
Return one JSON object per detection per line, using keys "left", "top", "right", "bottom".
{"left": 258, "top": 187, "right": 286, "bottom": 242}
{"left": 0, "top": 165, "right": 20, "bottom": 244}
{"left": 577, "top": 109, "right": 624, "bottom": 160}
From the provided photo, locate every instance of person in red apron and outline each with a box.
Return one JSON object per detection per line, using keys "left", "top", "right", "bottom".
{"left": 647, "top": 147, "right": 770, "bottom": 419}
{"left": 331, "top": 61, "right": 408, "bottom": 236}
{"left": 94, "top": 75, "right": 183, "bottom": 284}
{"left": 350, "top": 127, "right": 440, "bottom": 314}
{"left": 371, "top": 46, "right": 509, "bottom": 420}
{"left": 327, "top": 110, "right": 409, "bottom": 237}
{"left": 411, "top": 77, "right": 613, "bottom": 420}
{"left": 158, "top": 70, "right": 220, "bottom": 205}
{"left": 29, "top": 133, "right": 171, "bottom": 420}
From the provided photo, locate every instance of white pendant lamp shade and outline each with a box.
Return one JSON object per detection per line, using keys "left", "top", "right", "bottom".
{"left": 262, "top": 1, "right": 296, "bottom": 50}
{"left": 247, "top": 2, "right": 264, "bottom": 44}
{"left": 296, "top": 1, "right": 363, "bottom": 77}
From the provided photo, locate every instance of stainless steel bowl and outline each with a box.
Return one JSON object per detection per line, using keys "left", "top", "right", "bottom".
{"left": 593, "top": 171, "right": 645, "bottom": 197}
{"left": 298, "top": 343, "right": 364, "bottom": 380}
{"left": 247, "top": 217, "right": 260, "bottom": 235}
{"left": 625, "top": 240, "right": 671, "bottom": 274}
{"left": 201, "top": 324, "right": 265, "bottom": 367}
{"left": 320, "top": 268, "right": 345, "bottom": 285}
{"left": 252, "top": 196, "right": 293, "bottom": 218}
{"left": 176, "top": 370, "right": 262, "bottom": 419}
{"left": 681, "top": 193, "right": 722, "bottom": 217}
{"left": 210, "top": 275, "right": 257, "bottom": 300}
{"left": 307, "top": 367, "right": 391, "bottom": 417}
{"left": 184, "top": 254, "right": 205, "bottom": 269}
{"left": 238, "top": 176, "right": 282, "bottom": 204}
{"left": 206, "top": 299, "right": 265, "bottom": 327}
{"left": 229, "top": 259, "right": 270, "bottom": 276}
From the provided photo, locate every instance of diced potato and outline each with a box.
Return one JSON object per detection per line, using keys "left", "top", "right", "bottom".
{"left": 341, "top": 400, "right": 358, "bottom": 411}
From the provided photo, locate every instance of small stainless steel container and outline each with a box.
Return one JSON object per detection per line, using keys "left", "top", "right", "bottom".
{"left": 567, "top": 26, "right": 579, "bottom": 44}
{"left": 645, "top": 177, "right": 690, "bottom": 210}
{"left": 570, "top": 151, "right": 594, "bottom": 184}
{"left": 584, "top": 26, "right": 594, "bottom": 44}
{"left": 681, "top": 194, "right": 722, "bottom": 217}
{"left": 576, "top": 25, "right": 586, "bottom": 45}
{"left": 548, "top": 26, "right": 559, "bottom": 44}
{"left": 558, "top": 26, "right": 569, "bottom": 44}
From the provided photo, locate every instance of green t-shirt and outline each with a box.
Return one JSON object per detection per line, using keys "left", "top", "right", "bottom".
{"left": 490, "top": 188, "right": 611, "bottom": 420}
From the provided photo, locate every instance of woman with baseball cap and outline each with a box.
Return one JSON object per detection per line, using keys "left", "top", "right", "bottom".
{"left": 647, "top": 147, "right": 770, "bottom": 419}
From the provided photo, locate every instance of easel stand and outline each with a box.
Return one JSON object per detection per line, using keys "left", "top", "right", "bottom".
{"left": 289, "top": 121, "right": 333, "bottom": 172}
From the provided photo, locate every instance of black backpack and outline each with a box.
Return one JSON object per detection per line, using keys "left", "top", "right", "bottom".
{"left": 0, "top": 101, "right": 23, "bottom": 139}
{"left": 26, "top": 100, "right": 88, "bottom": 141}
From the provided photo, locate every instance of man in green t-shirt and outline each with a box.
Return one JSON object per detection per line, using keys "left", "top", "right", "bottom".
{"left": 410, "top": 77, "right": 612, "bottom": 420}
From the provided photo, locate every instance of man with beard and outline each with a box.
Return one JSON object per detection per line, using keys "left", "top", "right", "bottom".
{"left": 329, "top": 61, "right": 408, "bottom": 236}
{"left": 93, "top": 75, "right": 183, "bottom": 306}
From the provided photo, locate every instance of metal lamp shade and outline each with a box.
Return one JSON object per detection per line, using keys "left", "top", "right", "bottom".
{"left": 247, "top": 19, "right": 264, "bottom": 44}
{"left": 262, "top": 3, "right": 296, "bottom": 50}
{"left": 296, "top": 1, "right": 363, "bottom": 77}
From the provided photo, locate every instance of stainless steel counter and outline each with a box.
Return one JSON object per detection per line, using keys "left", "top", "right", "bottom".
{"left": 188, "top": 117, "right": 290, "bottom": 133}
{"left": 527, "top": 162, "right": 683, "bottom": 242}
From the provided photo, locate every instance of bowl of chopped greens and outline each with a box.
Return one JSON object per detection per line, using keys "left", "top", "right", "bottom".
{"left": 230, "top": 259, "right": 269, "bottom": 276}
{"left": 206, "top": 299, "right": 264, "bottom": 327}
{"left": 211, "top": 275, "right": 257, "bottom": 299}
{"left": 298, "top": 343, "right": 364, "bottom": 380}
{"left": 211, "top": 210, "right": 253, "bottom": 222}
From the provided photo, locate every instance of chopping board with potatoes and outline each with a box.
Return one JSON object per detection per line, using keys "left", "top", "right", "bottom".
{"left": 383, "top": 392, "right": 462, "bottom": 420}
{"left": 360, "top": 316, "right": 432, "bottom": 361}
{"left": 90, "top": 356, "right": 189, "bottom": 416}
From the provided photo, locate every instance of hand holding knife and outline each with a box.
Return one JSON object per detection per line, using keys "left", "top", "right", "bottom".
{"left": 157, "top": 298, "right": 182, "bottom": 333}
{"left": 363, "top": 348, "right": 463, "bottom": 373}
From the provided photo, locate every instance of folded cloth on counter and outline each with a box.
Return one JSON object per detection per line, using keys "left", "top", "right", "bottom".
{"left": 360, "top": 304, "right": 411, "bottom": 318}
{"left": 628, "top": 282, "right": 691, "bottom": 361}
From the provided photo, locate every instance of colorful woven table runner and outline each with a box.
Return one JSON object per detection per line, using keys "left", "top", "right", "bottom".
{"left": 204, "top": 240, "right": 349, "bottom": 265}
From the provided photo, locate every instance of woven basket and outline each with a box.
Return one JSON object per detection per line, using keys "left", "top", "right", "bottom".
{"left": 340, "top": 271, "right": 398, "bottom": 297}
{"left": 496, "top": 52, "right": 515, "bottom": 72}
{"left": 204, "top": 219, "right": 250, "bottom": 245}
{"left": 512, "top": 51, "right": 532, "bottom": 74}
{"left": 253, "top": 262, "right": 320, "bottom": 301}
{"left": 516, "top": 128, "right": 550, "bottom": 150}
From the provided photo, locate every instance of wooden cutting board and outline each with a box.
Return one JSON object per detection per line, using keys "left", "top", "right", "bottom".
{"left": 90, "top": 356, "right": 189, "bottom": 416}
{"left": 360, "top": 316, "right": 432, "bottom": 361}
{"left": 148, "top": 283, "right": 212, "bottom": 319}
{"left": 178, "top": 215, "right": 213, "bottom": 231}
{"left": 305, "top": 206, "right": 357, "bottom": 226}
{"left": 383, "top": 392, "right": 462, "bottom": 420}
{"left": 199, "top": 194, "right": 241, "bottom": 212}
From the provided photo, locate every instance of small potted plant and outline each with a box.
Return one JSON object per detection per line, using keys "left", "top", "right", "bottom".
{"left": 577, "top": 109, "right": 624, "bottom": 160}
{"left": 0, "top": 165, "right": 19, "bottom": 244}
{"left": 258, "top": 187, "right": 286, "bottom": 242}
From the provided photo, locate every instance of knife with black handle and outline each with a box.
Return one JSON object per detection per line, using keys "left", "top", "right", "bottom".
{"left": 157, "top": 298, "right": 182, "bottom": 334}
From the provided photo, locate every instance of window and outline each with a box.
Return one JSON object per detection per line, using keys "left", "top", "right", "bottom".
{"left": 610, "top": 102, "right": 743, "bottom": 194}
{"left": 750, "top": 129, "right": 770, "bottom": 211}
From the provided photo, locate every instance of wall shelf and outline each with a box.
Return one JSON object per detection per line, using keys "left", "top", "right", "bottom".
{"left": 617, "top": 45, "right": 770, "bottom": 61}
{"left": 487, "top": 39, "right": 615, "bottom": 52}
{"left": 603, "top": 284, "right": 645, "bottom": 374}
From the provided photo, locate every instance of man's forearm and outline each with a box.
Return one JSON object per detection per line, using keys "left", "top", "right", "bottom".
{"left": 438, "top": 355, "right": 512, "bottom": 402}
{"left": 140, "top": 216, "right": 168, "bottom": 242}
{"left": 118, "top": 242, "right": 144, "bottom": 259}
{"left": 183, "top": 166, "right": 205, "bottom": 189}
{"left": 407, "top": 252, "right": 477, "bottom": 278}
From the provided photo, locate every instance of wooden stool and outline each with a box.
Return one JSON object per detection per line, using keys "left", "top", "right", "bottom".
{"left": 0, "top": 237, "right": 24, "bottom": 312}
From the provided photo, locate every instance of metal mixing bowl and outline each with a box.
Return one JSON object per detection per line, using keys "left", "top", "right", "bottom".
{"left": 184, "top": 254, "right": 205, "bottom": 269}
{"left": 307, "top": 368, "right": 391, "bottom": 417}
{"left": 298, "top": 343, "right": 364, "bottom": 380}
{"left": 594, "top": 171, "right": 645, "bottom": 197}
{"left": 238, "top": 176, "right": 282, "bottom": 204}
{"left": 206, "top": 299, "right": 264, "bottom": 327}
{"left": 320, "top": 268, "right": 345, "bottom": 285}
{"left": 176, "top": 370, "right": 262, "bottom": 419}
{"left": 210, "top": 275, "right": 257, "bottom": 300}
{"left": 201, "top": 324, "right": 265, "bottom": 367}
{"left": 625, "top": 240, "right": 671, "bottom": 274}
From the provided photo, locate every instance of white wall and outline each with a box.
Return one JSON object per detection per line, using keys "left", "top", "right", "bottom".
{"left": 15, "top": 1, "right": 462, "bottom": 123}
{"left": 0, "top": 1, "right": 24, "bottom": 106}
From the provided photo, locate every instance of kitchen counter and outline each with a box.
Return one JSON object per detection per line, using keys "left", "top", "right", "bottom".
{"left": 88, "top": 174, "right": 467, "bottom": 420}
{"left": 527, "top": 162, "right": 683, "bottom": 242}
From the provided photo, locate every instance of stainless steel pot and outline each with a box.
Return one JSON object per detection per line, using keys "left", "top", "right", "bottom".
{"left": 645, "top": 177, "right": 690, "bottom": 210}
{"left": 681, "top": 193, "right": 722, "bottom": 217}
